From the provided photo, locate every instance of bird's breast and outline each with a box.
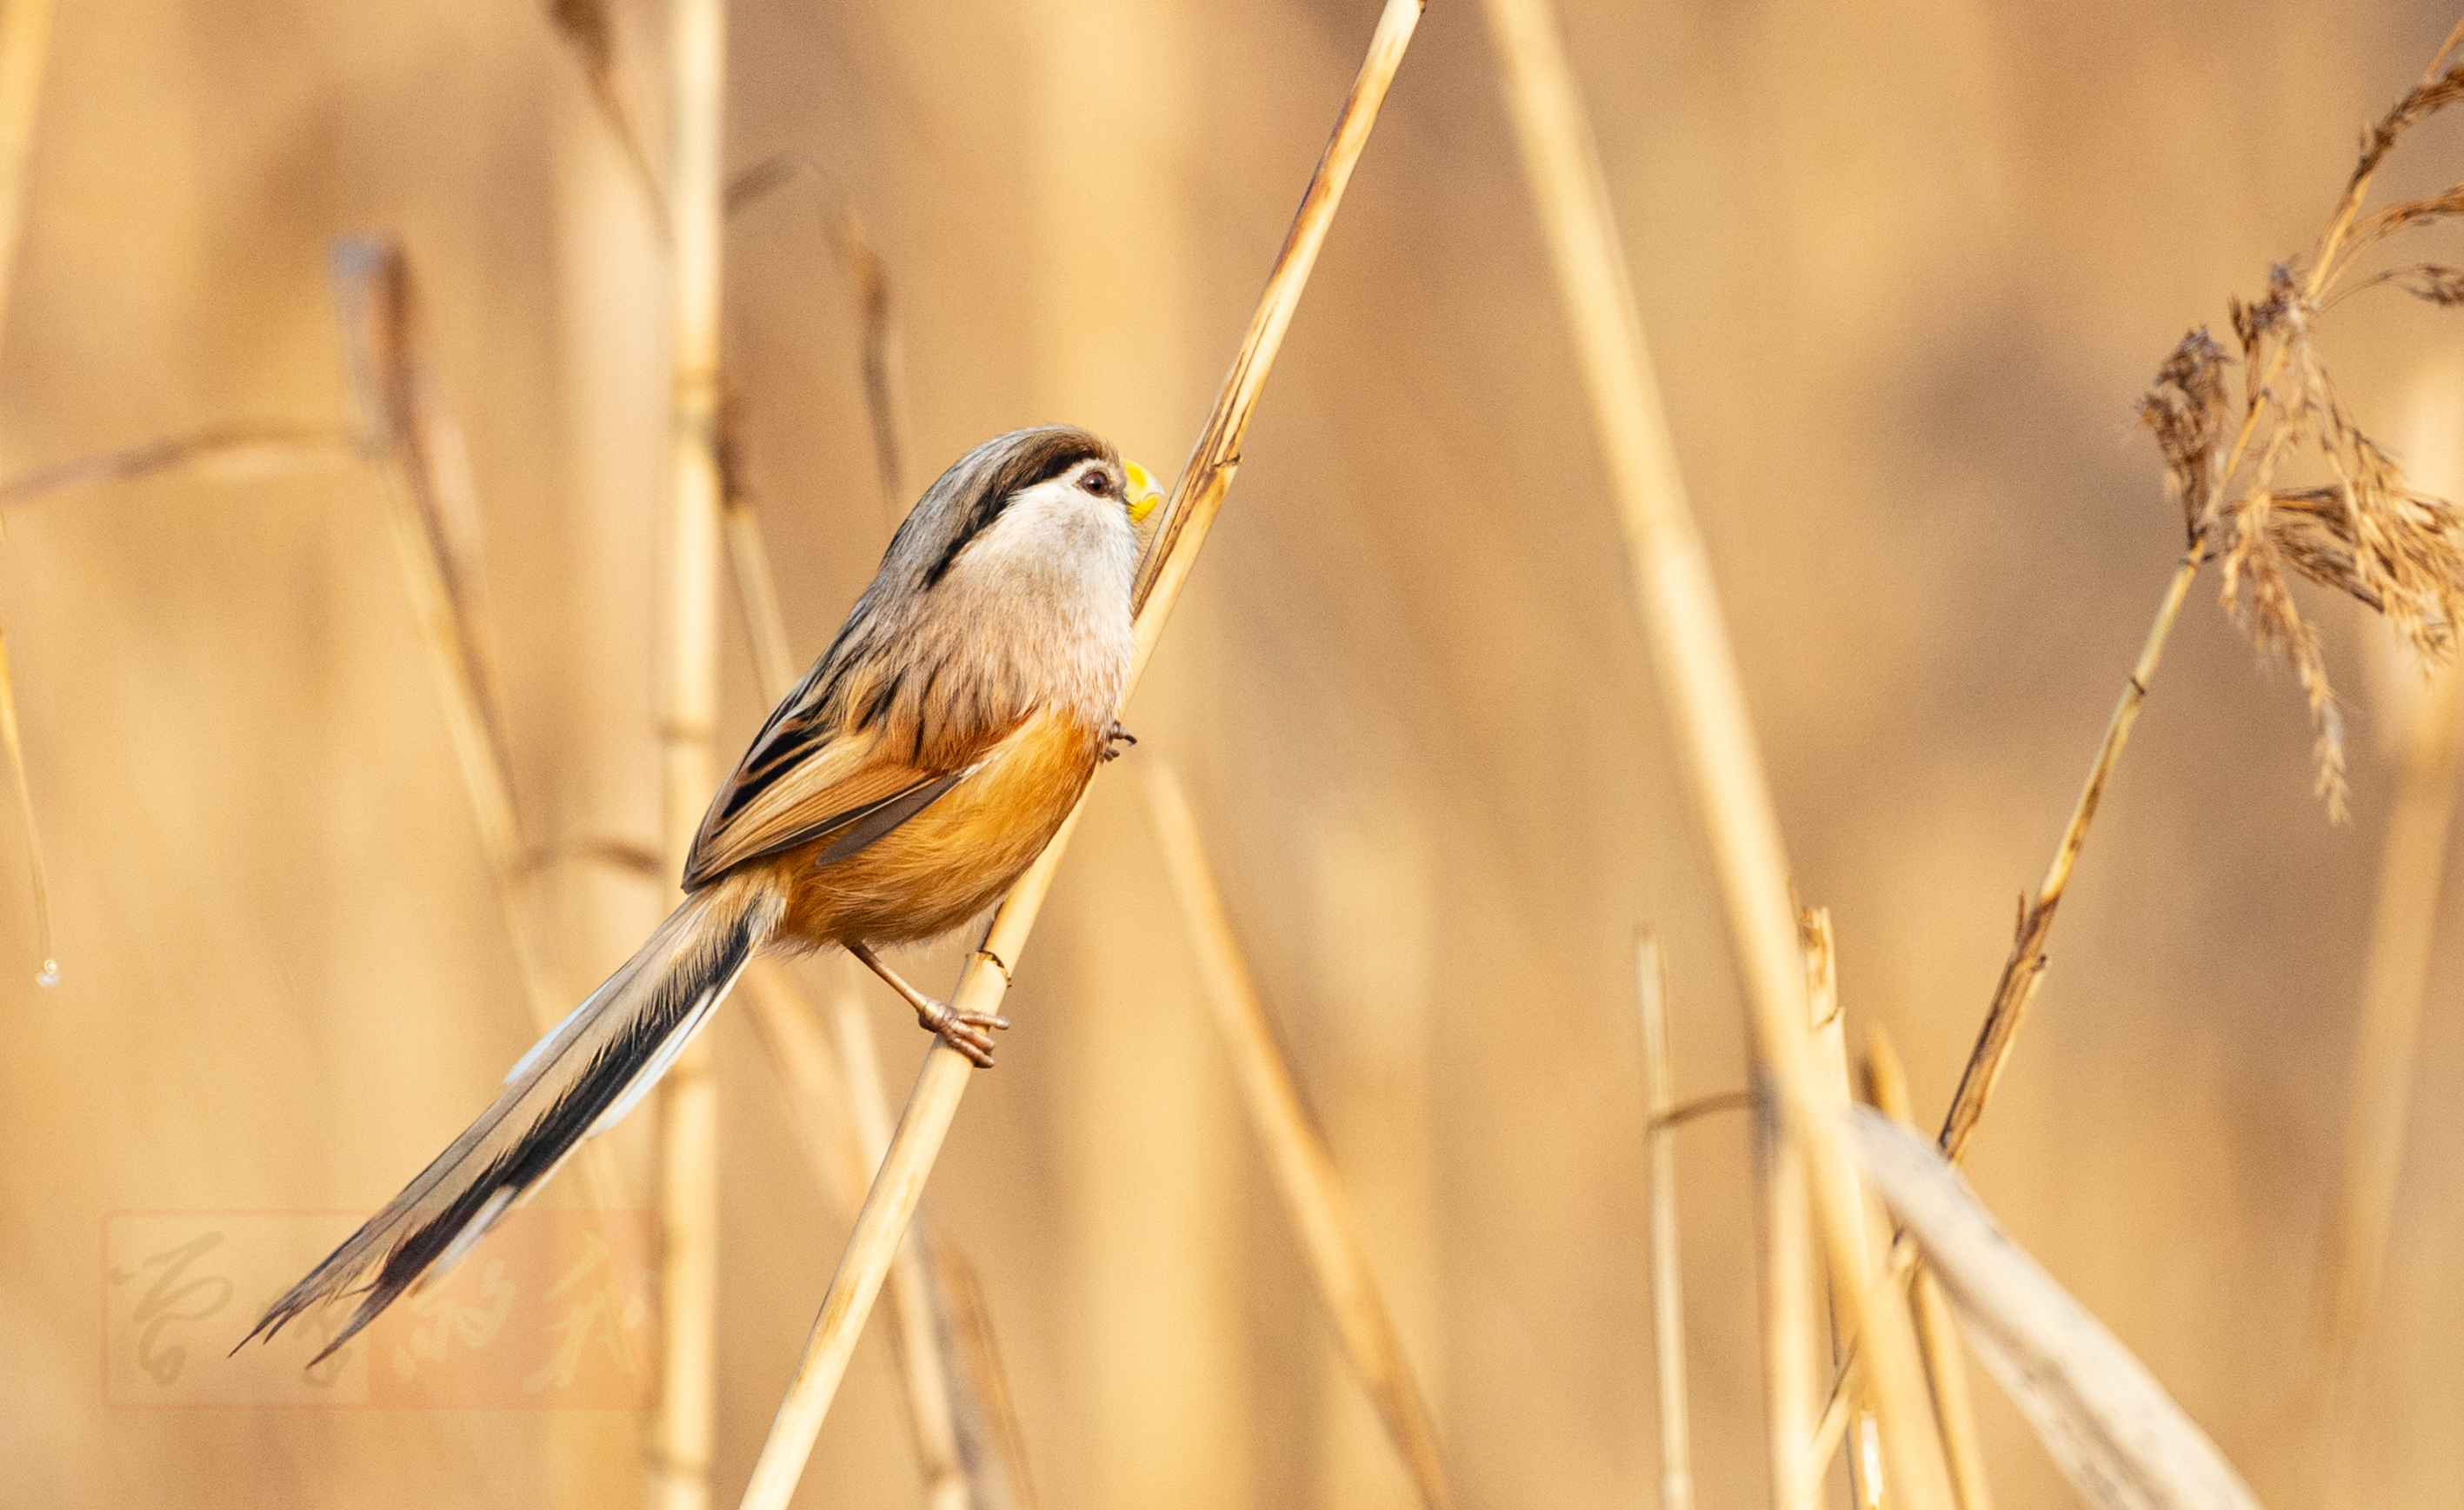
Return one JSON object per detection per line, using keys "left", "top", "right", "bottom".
{"left": 773, "top": 705, "right": 1105, "bottom": 948}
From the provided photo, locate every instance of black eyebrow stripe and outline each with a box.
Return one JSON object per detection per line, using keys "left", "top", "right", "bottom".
{"left": 922, "top": 433, "right": 1108, "bottom": 589}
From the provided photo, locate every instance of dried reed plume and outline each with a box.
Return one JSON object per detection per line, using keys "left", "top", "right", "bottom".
{"left": 733, "top": 8, "right": 1424, "bottom": 1504}
{"left": 2308, "top": 363, "right": 2464, "bottom": 1506}
{"left": 1941, "top": 17, "right": 2464, "bottom": 1165}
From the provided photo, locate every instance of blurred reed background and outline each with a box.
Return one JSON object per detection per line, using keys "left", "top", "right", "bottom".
{"left": 7, "top": 0, "right": 2464, "bottom": 1506}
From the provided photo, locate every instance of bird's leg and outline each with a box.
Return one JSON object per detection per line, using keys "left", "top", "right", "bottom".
{"left": 1100, "top": 721, "right": 1138, "bottom": 762}
{"left": 848, "top": 941, "right": 1010, "bottom": 1068}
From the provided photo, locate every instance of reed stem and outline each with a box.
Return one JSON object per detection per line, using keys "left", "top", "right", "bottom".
{"left": 1636, "top": 935, "right": 1695, "bottom": 1510}
{"left": 1867, "top": 1026, "right": 1994, "bottom": 1510}
{"left": 1139, "top": 759, "right": 1452, "bottom": 1510}
{"left": 733, "top": 9, "right": 1423, "bottom": 1504}
{"left": 0, "top": 0, "right": 56, "bottom": 986}
{"left": 1478, "top": 1, "right": 1952, "bottom": 1503}
{"left": 652, "top": 0, "right": 728, "bottom": 1500}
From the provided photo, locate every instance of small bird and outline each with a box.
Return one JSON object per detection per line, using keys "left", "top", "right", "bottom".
{"left": 243, "top": 425, "right": 1162, "bottom": 1360}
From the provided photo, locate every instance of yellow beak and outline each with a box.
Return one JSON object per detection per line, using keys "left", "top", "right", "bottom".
{"left": 1123, "top": 459, "right": 1165, "bottom": 524}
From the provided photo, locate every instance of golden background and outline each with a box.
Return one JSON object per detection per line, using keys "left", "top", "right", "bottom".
{"left": 5, "top": 0, "right": 2461, "bottom": 1505}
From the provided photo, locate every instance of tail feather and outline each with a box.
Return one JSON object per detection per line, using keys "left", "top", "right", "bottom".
{"left": 241, "top": 875, "right": 782, "bottom": 1363}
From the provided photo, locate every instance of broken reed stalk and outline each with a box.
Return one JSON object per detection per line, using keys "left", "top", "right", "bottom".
{"left": 330, "top": 246, "right": 545, "bottom": 1002}
{"left": 1939, "top": 17, "right": 2464, "bottom": 1162}
{"left": 1801, "top": 910, "right": 1893, "bottom": 1510}
{"left": 722, "top": 458, "right": 1028, "bottom": 1508}
{"left": 733, "top": 8, "right": 1422, "bottom": 1504}
{"left": 652, "top": 0, "right": 727, "bottom": 1501}
{"left": 1846, "top": 1112, "right": 2265, "bottom": 1510}
{"left": 1865, "top": 1026, "right": 1994, "bottom": 1510}
{"left": 1635, "top": 935, "right": 1695, "bottom": 1510}
{"left": 0, "top": 0, "right": 55, "bottom": 985}
{"left": 328, "top": 240, "right": 637, "bottom": 1218}
{"left": 1139, "top": 759, "right": 1453, "bottom": 1510}
{"left": 720, "top": 155, "right": 910, "bottom": 529}
{"left": 1476, "top": 2, "right": 1953, "bottom": 1505}
{"left": 2311, "top": 366, "right": 2464, "bottom": 1504}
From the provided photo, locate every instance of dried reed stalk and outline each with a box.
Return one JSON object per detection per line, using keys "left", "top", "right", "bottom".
{"left": 1802, "top": 911, "right": 1889, "bottom": 1510}
{"left": 1938, "top": 18, "right": 2464, "bottom": 1163}
{"left": 1847, "top": 1111, "right": 2265, "bottom": 1510}
{"left": 733, "top": 8, "right": 1423, "bottom": 1504}
{"left": 2309, "top": 363, "right": 2464, "bottom": 1504}
{"left": 1756, "top": 1056, "right": 1819, "bottom": 1508}
{"left": 1138, "top": 759, "right": 1452, "bottom": 1510}
{"left": 1478, "top": 2, "right": 1952, "bottom": 1504}
{"left": 330, "top": 246, "right": 538, "bottom": 988}
{"left": 548, "top": 0, "right": 665, "bottom": 226}
{"left": 651, "top": 0, "right": 728, "bottom": 1500}
{"left": 1865, "top": 1027, "right": 1994, "bottom": 1510}
{"left": 0, "top": 0, "right": 55, "bottom": 985}
{"left": 736, "top": 963, "right": 969, "bottom": 1510}
{"left": 0, "top": 422, "right": 356, "bottom": 505}
{"left": 1635, "top": 934, "right": 1695, "bottom": 1510}
{"left": 723, "top": 461, "right": 1031, "bottom": 1507}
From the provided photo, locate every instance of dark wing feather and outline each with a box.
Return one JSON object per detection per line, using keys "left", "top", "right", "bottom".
{"left": 682, "top": 675, "right": 1017, "bottom": 888}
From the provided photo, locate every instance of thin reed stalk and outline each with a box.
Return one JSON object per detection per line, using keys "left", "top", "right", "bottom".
{"left": 733, "top": 9, "right": 1423, "bottom": 1504}
{"left": 2310, "top": 362, "right": 2464, "bottom": 1506}
{"left": 1635, "top": 935, "right": 1695, "bottom": 1510}
{"left": 1477, "top": 2, "right": 1952, "bottom": 1505}
{"left": 0, "top": 422, "right": 355, "bottom": 505}
{"left": 1755, "top": 1056, "right": 1817, "bottom": 1508}
{"left": 1866, "top": 1026, "right": 1994, "bottom": 1510}
{"left": 548, "top": 0, "right": 667, "bottom": 227}
{"left": 651, "top": 0, "right": 727, "bottom": 1501}
{"left": 0, "top": 0, "right": 55, "bottom": 985}
{"left": 1934, "top": 551, "right": 2200, "bottom": 1161}
{"left": 1138, "top": 759, "right": 1452, "bottom": 1510}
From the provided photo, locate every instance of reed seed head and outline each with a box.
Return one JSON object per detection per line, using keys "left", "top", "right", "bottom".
{"left": 2139, "top": 31, "right": 2464, "bottom": 819}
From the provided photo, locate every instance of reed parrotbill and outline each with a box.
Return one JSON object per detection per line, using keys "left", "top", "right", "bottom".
{"left": 244, "top": 424, "right": 1162, "bottom": 1359}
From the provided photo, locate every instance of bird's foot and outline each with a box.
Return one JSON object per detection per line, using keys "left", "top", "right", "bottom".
{"left": 1101, "top": 722, "right": 1138, "bottom": 762}
{"left": 916, "top": 997, "right": 1011, "bottom": 1068}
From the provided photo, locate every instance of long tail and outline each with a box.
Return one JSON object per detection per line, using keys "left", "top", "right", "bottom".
{"left": 241, "top": 874, "right": 784, "bottom": 1362}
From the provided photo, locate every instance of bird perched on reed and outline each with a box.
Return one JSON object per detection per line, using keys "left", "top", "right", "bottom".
{"left": 242, "top": 424, "right": 1164, "bottom": 1361}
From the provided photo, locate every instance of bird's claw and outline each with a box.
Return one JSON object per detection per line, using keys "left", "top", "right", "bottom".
{"left": 916, "top": 998, "right": 1010, "bottom": 1068}
{"left": 1101, "top": 722, "right": 1138, "bottom": 762}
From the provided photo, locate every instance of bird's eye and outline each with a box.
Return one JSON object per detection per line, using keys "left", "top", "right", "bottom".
{"left": 1082, "top": 468, "right": 1114, "bottom": 496}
